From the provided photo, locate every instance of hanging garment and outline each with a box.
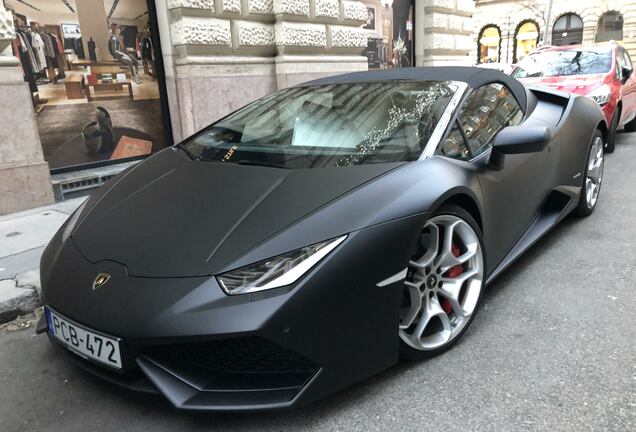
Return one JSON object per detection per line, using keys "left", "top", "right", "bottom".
{"left": 42, "top": 32, "right": 55, "bottom": 58}
{"left": 75, "top": 37, "right": 85, "bottom": 59}
{"left": 14, "top": 31, "right": 39, "bottom": 92}
{"left": 88, "top": 38, "right": 97, "bottom": 62}
{"left": 32, "top": 32, "right": 47, "bottom": 69}
{"left": 53, "top": 34, "right": 64, "bottom": 55}
{"left": 18, "top": 31, "right": 41, "bottom": 73}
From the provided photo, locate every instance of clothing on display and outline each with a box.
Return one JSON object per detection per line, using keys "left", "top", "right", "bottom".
{"left": 88, "top": 38, "right": 97, "bottom": 62}
{"left": 12, "top": 27, "right": 42, "bottom": 93}
{"left": 31, "top": 31, "right": 46, "bottom": 70}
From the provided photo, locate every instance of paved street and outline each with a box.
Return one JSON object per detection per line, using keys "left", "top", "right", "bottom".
{"left": 1, "top": 133, "right": 635, "bottom": 432}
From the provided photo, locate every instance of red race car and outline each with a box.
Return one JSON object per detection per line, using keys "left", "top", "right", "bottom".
{"left": 513, "top": 43, "right": 636, "bottom": 153}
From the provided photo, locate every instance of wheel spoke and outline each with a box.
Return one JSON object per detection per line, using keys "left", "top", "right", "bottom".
{"left": 400, "top": 281, "right": 422, "bottom": 329}
{"left": 588, "top": 161, "right": 601, "bottom": 181}
{"left": 409, "top": 223, "right": 439, "bottom": 269}
{"left": 413, "top": 295, "right": 445, "bottom": 339}
{"left": 435, "top": 221, "right": 461, "bottom": 271}
{"left": 439, "top": 268, "right": 478, "bottom": 319}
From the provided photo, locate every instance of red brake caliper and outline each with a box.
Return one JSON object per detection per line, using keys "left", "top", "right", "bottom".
{"left": 441, "top": 243, "right": 464, "bottom": 315}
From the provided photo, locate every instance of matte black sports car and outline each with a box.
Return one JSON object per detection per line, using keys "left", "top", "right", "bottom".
{"left": 38, "top": 67, "right": 606, "bottom": 411}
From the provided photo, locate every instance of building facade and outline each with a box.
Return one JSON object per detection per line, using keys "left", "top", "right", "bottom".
{"left": 0, "top": 0, "right": 476, "bottom": 215}
{"left": 474, "top": 0, "right": 636, "bottom": 65}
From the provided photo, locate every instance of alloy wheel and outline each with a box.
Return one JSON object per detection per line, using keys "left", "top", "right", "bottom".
{"left": 585, "top": 136, "right": 604, "bottom": 209}
{"left": 399, "top": 215, "right": 484, "bottom": 351}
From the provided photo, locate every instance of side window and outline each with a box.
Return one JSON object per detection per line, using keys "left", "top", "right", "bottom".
{"left": 440, "top": 83, "right": 523, "bottom": 160}
{"left": 616, "top": 48, "right": 626, "bottom": 80}
{"left": 624, "top": 50, "right": 633, "bottom": 69}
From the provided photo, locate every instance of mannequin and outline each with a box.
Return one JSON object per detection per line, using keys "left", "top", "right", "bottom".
{"left": 108, "top": 23, "right": 141, "bottom": 84}
{"left": 140, "top": 28, "right": 155, "bottom": 79}
{"left": 31, "top": 22, "right": 46, "bottom": 70}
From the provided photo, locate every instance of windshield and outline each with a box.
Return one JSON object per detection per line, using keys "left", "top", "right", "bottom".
{"left": 513, "top": 50, "right": 612, "bottom": 78}
{"left": 180, "top": 81, "right": 458, "bottom": 169}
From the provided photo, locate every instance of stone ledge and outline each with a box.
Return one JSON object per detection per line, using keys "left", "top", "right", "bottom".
{"left": 423, "top": 27, "right": 473, "bottom": 36}
{"left": 0, "top": 279, "right": 39, "bottom": 324}
{"left": 424, "top": 6, "right": 473, "bottom": 18}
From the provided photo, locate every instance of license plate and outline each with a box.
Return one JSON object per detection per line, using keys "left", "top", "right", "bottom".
{"left": 45, "top": 307, "right": 122, "bottom": 369}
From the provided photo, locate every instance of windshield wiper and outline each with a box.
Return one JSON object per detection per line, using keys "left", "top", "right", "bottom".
{"left": 237, "top": 160, "right": 290, "bottom": 169}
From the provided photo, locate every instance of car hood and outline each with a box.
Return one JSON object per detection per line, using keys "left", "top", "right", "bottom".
{"left": 71, "top": 148, "right": 403, "bottom": 277}
{"left": 520, "top": 74, "right": 607, "bottom": 95}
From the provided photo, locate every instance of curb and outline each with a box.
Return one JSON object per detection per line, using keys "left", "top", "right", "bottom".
{"left": 0, "top": 270, "right": 42, "bottom": 324}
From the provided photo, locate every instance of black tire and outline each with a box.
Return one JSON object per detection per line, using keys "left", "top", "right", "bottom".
{"left": 399, "top": 204, "right": 486, "bottom": 361}
{"left": 606, "top": 109, "right": 618, "bottom": 153}
{"left": 574, "top": 130, "right": 604, "bottom": 218}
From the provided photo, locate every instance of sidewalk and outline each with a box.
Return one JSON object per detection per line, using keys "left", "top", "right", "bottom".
{"left": 0, "top": 197, "right": 86, "bottom": 323}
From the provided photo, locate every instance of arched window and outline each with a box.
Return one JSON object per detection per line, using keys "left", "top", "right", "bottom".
{"left": 552, "top": 13, "right": 583, "bottom": 46}
{"left": 478, "top": 25, "right": 501, "bottom": 64}
{"left": 596, "top": 11, "right": 624, "bottom": 42}
{"left": 513, "top": 20, "right": 540, "bottom": 63}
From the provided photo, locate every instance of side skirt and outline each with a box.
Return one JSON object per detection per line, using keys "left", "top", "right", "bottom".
{"left": 486, "top": 186, "right": 579, "bottom": 285}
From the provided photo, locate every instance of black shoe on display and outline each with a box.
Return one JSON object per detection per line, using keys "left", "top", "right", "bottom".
{"left": 82, "top": 120, "right": 103, "bottom": 154}
{"left": 96, "top": 107, "right": 114, "bottom": 152}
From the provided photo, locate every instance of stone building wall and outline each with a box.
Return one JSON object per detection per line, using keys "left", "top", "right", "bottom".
{"left": 415, "top": 0, "right": 475, "bottom": 66}
{"left": 161, "top": 0, "right": 369, "bottom": 141}
{"left": 473, "top": 0, "right": 636, "bottom": 65}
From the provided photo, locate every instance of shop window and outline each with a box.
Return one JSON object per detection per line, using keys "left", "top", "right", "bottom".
{"left": 552, "top": 13, "right": 583, "bottom": 46}
{"left": 478, "top": 25, "right": 501, "bottom": 64}
{"left": 513, "top": 20, "right": 540, "bottom": 63}
{"left": 8, "top": 0, "right": 172, "bottom": 172}
{"left": 596, "top": 11, "right": 624, "bottom": 42}
{"left": 362, "top": 1, "right": 415, "bottom": 70}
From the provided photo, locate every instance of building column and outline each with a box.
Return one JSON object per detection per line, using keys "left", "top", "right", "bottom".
{"left": 0, "top": 6, "right": 54, "bottom": 215}
{"left": 75, "top": 0, "right": 110, "bottom": 61}
{"left": 416, "top": 0, "right": 474, "bottom": 66}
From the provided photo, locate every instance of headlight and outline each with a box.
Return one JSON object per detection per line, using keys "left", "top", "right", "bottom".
{"left": 62, "top": 199, "right": 88, "bottom": 242}
{"left": 216, "top": 235, "right": 347, "bottom": 295}
{"left": 586, "top": 84, "right": 611, "bottom": 106}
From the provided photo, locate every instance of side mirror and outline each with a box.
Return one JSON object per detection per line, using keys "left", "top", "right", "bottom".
{"left": 493, "top": 125, "right": 552, "bottom": 154}
{"left": 621, "top": 66, "right": 633, "bottom": 84}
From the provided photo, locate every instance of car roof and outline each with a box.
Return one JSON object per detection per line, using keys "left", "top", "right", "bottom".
{"left": 300, "top": 66, "right": 528, "bottom": 112}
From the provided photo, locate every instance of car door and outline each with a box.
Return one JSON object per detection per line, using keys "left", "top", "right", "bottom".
{"left": 618, "top": 47, "right": 636, "bottom": 126}
{"left": 439, "top": 83, "right": 556, "bottom": 273}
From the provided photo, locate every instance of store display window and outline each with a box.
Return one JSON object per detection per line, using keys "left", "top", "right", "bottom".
{"left": 5, "top": 0, "right": 171, "bottom": 172}
{"left": 514, "top": 20, "right": 540, "bottom": 63}
{"left": 478, "top": 25, "right": 501, "bottom": 64}
{"left": 361, "top": 0, "right": 415, "bottom": 70}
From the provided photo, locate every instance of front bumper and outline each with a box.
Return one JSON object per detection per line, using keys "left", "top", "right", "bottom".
{"left": 39, "top": 213, "right": 427, "bottom": 410}
{"left": 42, "top": 324, "right": 321, "bottom": 410}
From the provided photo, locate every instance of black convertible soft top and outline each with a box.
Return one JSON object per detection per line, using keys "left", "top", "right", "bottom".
{"left": 301, "top": 66, "right": 528, "bottom": 113}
